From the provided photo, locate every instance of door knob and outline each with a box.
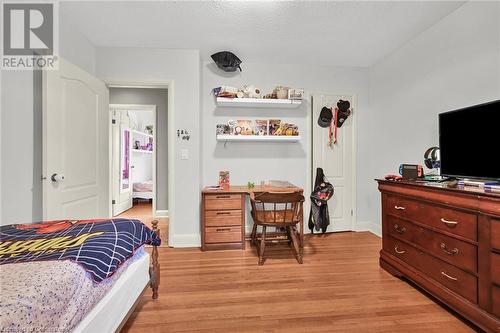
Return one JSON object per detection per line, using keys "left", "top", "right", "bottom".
{"left": 51, "top": 173, "right": 65, "bottom": 182}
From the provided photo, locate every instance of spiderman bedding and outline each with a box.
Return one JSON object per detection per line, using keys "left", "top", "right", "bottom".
{"left": 0, "top": 218, "right": 161, "bottom": 283}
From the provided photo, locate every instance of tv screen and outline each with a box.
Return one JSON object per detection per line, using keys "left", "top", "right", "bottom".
{"left": 439, "top": 100, "right": 500, "bottom": 180}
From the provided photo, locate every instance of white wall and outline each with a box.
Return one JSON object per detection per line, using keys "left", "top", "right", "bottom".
{"left": 96, "top": 47, "right": 200, "bottom": 246}
{"left": 357, "top": 1, "right": 500, "bottom": 232}
{"left": 0, "top": 8, "right": 97, "bottom": 225}
{"left": 202, "top": 61, "right": 369, "bottom": 231}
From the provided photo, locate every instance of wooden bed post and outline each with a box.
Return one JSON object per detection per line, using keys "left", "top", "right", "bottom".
{"left": 150, "top": 220, "right": 160, "bottom": 299}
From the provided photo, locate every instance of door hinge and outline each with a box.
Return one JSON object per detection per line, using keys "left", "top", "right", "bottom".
{"left": 112, "top": 200, "right": 116, "bottom": 204}
{"left": 351, "top": 209, "right": 353, "bottom": 216}
{"left": 112, "top": 119, "right": 116, "bottom": 124}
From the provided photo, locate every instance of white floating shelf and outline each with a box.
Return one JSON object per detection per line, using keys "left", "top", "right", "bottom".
{"left": 216, "top": 97, "right": 302, "bottom": 108}
{"left": 216, "top": 135, "right": 301, "bottom": 142}
{"left": 132, "top": 130, "right": 153, "bottom": 138}
{"left": 132, "top": 149, "right": 153, "bottom": 154}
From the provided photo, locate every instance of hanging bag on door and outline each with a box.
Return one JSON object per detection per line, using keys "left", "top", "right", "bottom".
{"left": 308, "top": 168, "right": 334, "bottom": 233}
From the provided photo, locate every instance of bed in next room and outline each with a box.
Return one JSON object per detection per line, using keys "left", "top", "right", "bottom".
{"left": 0, "top": 218, "right": 161, "bottom": 333}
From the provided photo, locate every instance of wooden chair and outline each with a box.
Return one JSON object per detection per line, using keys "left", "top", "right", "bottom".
{"left": 250, "top": 192, "right": 305, "bottom": 265}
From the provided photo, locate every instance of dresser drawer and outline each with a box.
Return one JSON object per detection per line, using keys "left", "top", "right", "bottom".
{"left": 205, "top": 194, "right": 243, "bottom": 210}
{"left": 387, "top": 195, "right": 477, "bottom": 241}
{"left": 205, "top": 210, "right": 242, "bottom": 227}
{"left": 491, "top": 252, "right": 500, "bottom": 286}
{"left": 491, "top": 219, "right": 500, "bottom": 251}
{"left": 205, "top": 226, "right": 242, "bottom": 244}
{"left": 388, "top": 216, "right": 477, "bottom": 273}
{"left": 386, "top": 236, "right": 477, "bottom": 303}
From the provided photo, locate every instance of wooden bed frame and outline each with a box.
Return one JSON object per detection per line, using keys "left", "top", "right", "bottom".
{"left": 115, "top": 220, "right": 160, "bottom": 332}
{"left": 149, "top": 220, "right": 160, "bottom": 299}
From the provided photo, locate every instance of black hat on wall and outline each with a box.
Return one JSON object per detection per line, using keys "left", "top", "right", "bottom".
{"left": 318, "top": 107, "right": 333, "bottom": 128}
{"left": 211, "top": 51, "right": 242, "bottom": 72}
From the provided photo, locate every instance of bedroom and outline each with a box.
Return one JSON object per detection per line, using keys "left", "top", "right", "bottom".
{"left": 0, "top": 1, "right": 499, "bottom": 332}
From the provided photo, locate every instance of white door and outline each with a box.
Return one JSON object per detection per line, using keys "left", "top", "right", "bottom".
{"left": 111, "top": 109, "right": 133, "bottom": 216}
{"left": 43, "top": 59, "right": 110, "bottom": 220}
{"left": 312, "top": 94, "right": 355, "bottom": 232}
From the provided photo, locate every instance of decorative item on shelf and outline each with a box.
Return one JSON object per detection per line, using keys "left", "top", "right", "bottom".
{"left": 216, "top": 124, "right": 230, "bottom": 135}
{"left": 237, "top": 85, "right": 261, "bottom": 99}
{"left": 211, "top": 51, "right": 242, "bottom": 72}
{"left": 212, "top": 85, "right": 239, "bottom": 98}
{"left": 254, "top": 120, "right": 268, "bottom": 136}
{"left": 235, "top": 120, "right": 253, "bottom": 135}
{"left": 268, "top": 119, "right": 281, "bottom": 135}
{"left": 145, "top": 125, "right": 154, "bottom": 135}
{"left": 274, "top": 122, "right": 299, "bottom": 136}
{"left": 227, "top": 120, "right": 236, "bottom": 135}
{"left": 134, "top": 140, "right": 140, "bottom": 149}
{"left": 263, "top": 92, "right": 278, "bottom": 99}
{"left": 288, "top": 88, "right": 304, "bottom": 100}
{"left": 274, "top": 86, "right": 289, "bottom": 99}
{"left": 219, "top": 171, "right": 230, "bottom": 189}
{"left": 247, "top": 181, "right": 255, "bottom": 189}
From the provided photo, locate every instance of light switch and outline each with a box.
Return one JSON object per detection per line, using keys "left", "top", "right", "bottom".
{"left": 181, "top": 149, "right": 189, "bottom": 160}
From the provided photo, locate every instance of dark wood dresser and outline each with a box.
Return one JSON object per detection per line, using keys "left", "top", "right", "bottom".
{"left": 378, "top": 180, "right": 500, "bottom": 332}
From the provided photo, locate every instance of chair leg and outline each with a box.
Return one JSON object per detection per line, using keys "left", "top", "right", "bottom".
{"left": 289, "top": 226, "right": 303, "bottom": 264}
{"left": 258, "top": 226, "right": 267, "bottom": 266}
{"left": 251, "top": 223, "right": 257, "bottom": 246}
{"left": 286, "top": 226, "right": 292, "bottom": 247}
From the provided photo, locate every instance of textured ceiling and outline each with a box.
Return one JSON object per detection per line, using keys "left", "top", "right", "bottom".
{"left": 61, "top": 1, "right": 464, "bottom": 67}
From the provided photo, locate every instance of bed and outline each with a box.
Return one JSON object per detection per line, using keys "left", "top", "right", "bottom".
{"left": 0, "top": 218, "right": 161, "bottom": 333}
{"left": 133, "top": 180, "right": 153, "bottom": 199}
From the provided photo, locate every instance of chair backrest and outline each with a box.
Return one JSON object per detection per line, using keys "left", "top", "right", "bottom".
{"left": 250, "top": 192, "right": 305, "bottom": 225}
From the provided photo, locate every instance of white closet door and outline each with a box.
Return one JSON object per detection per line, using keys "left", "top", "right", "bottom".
{"left": 43, "top": 58, "right": 110, "bottom": 220}
{"left": 311, "top": 94, "right": 355, "bottom": 232}
{"left": 112, "top": 110, "right": 133, "bottom": 216}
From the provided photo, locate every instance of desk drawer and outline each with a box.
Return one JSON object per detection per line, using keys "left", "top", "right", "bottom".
{"left": 205, "top": 226, "right": 242, "bottom": 244}
{"left": 205, "top": 210, "right": 242, "bottom": 227}
{"left": 388, "top": 216, "right": 477, "bottom": 273}
{"left": 205, "top": 194, "right": 243, "bottom": 210}
{"left": 387, "top": 195, "right": 477, "bottom": 241}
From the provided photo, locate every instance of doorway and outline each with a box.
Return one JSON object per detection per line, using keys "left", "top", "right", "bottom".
{"left": 108, "top": 86, "right": 170, "bottom": 246}
{"left": 311, "top": 94, "right": 357, "bottom": 232}
{"left": 111, "top": 104, "right": 156, "bottom": 217}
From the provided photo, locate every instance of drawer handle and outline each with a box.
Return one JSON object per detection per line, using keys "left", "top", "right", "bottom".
{"left": 394, "top": 224, "right": 406, "bottom": 234}
{"left": 394, "top": 246, "right": 406, "bottom": 254}
{"left": 441, "top": 271, "right": 458, "bottom": 281}
{"left": 394, "top": 206, "right": 406, "bottom": 211}
{"left": 216, "top": 195, "right": 231, "bottom": 199}
{"left": 216, "top": 228, "right": 231, "bottom": 232}
{"left": 440, "top": 218, "right": 458, "bottom": 227}
{"left": 440, "top": 242, "right": 459, "bottom": 256}
{"left": 216, "top": 212, "right": 231, "bottom": 215}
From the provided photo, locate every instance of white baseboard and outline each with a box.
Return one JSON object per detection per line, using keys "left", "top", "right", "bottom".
{"left": 171, "top": 233, "right": 200, "bottom": 248}
{"left": 355, "top": 221, "right": 382, "bottom": 237}
{"left": 155, "top": 210, "right": 169, "bottom": 218}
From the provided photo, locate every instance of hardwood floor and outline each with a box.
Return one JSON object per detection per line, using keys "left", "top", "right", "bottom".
{"left": 122, "top": 232, "right": 478, "bottom": 333}
{"left": 117, "top": 202, "right": 168, "bottom": 246}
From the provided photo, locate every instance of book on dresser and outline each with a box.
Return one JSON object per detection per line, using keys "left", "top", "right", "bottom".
{"left": 377, "top": 179, "right": 500, "bottom": 333}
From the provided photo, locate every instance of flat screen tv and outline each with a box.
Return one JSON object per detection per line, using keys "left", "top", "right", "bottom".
{"left": 439, "top": 100, "right": 500, "bottom": 180}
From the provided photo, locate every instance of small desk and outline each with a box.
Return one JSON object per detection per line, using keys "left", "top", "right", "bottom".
{"left": 201, "top": 185, "right": 303, "bottom": 251}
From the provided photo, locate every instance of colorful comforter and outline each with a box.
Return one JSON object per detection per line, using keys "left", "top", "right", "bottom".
{"left": 0, "top": 246, "right": 147, "bottom": 333}
{"left": 0, "top": 218, "right": 161, "bottom": 282}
